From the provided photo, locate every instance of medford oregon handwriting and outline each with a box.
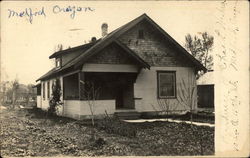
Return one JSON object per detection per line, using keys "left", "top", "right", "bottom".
{"left": 52, "top": 5, "right": 94, "bottom": 19}
{"left": 8, "top": 7, "right": 46, "bottom": 24}
{"left": 7, "top": 5, "right": 95, "bottom": 24}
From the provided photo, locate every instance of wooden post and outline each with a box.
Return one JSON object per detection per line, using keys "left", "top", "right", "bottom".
{"left": 79, "top": 72, "right": 85, "bottom": 100}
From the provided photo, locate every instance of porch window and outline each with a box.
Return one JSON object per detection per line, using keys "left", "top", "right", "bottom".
{"left": 36, "top": 84, "right": 41, "bottom": 96}
{"left": 42, "top": 83, "right": 45, "bottom": 100}
{"left": 157, "top": 71, "right": 176, "bottom": 98}
{"left": 47, "top": 81, "right": 50, "bottom": 99}
{"left": 63, "top": 74, "right": 79, "bottom": 100}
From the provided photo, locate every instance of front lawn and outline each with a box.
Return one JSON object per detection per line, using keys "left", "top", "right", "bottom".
{"left": 0, "top": 107, "right": 214, "bottom": 156}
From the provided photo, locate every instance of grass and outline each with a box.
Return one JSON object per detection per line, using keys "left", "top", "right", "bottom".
{"left": 0, "top": 107, "right": 214, "bottom": 156}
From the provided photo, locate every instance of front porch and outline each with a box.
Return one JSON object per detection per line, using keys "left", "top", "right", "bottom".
{"left": 62, "top": 65, "right": 140, "bottom": 119}
{"left": 58, "top": 40, "right": 151, "bottom": 119}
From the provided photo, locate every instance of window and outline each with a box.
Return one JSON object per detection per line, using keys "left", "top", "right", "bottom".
{"left": 37, "top": 84, "right": 41, "bottom": 96}
{"left": 138, "top": 29, "right": 144, "bottom": 39}
{"left": 157, "top": 71, "right": 176, "bottom": 98}
{"left": 55, "top": 58, "right": 61, "bottom": 68}
{"left": 42, "top": 82, "right": 45, "bottom": 100}
{"left": 63, "top": 74, "right": 79, "bottom": 100}
{"left": 47, "top": 81, "right": 50, "bottom": 99}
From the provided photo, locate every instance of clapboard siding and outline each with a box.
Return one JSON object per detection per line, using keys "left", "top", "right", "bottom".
{"left": 37, "top": 96, "right": 41, "bottom": 108}
{"left": 134, "top": 66, "right": 197, "bottom": 113}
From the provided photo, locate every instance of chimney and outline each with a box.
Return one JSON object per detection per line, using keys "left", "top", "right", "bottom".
{"left": 101, "top": 23, "right": 108, "bottom": 37}
{"left": 91, "top": 37, "right": 97, "bottom": 42}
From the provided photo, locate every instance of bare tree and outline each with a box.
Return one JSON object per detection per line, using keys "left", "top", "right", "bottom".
{"left": 81, "top": 81, "right": 100, "bottom": 126}
{"left": 185, "top": 32, "right": 214, "bottom": 78}
{"left": 11, "top": 79, "right": 19, "bottom": 108}
{"left": 24, "top": 84, "right": 35, "bottom": 106}
{"left": 0, "top": 81, "right": 10, "bottom": 103}
{"left": 151, "top": 99, "right": 179, "bottom": 121}
{"left": 177, "top": 77, "right": 197, "bottom": 125}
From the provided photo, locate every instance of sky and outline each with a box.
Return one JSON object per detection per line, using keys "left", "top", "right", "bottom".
{"left": 0, "top": 1, "right": 227, "bottom": 84}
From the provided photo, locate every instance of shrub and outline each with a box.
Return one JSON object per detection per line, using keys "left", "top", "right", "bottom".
{"left": 96, "top": 116, "right": 136, "bottom": 138}
{"left": 48, "top": 79, "right": 62, "bottom": 115}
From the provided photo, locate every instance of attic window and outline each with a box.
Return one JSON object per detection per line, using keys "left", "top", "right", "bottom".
{"left": 138, "top": 29, "right": 144, "bottom": 39}
{"left": 55, "top": 58, "right": 61, "bottom": 68}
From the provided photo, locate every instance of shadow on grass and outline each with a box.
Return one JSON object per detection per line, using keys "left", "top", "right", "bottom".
{"left": 140, "top": 112, "right": 214, "bottom": 124}
{"left": 25, "top": 108, "right": 76, "bottom": 124}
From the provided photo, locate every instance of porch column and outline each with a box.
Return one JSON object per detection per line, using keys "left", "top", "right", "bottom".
{"left": 78, "top": 72, "right": 85, "bottom": 100}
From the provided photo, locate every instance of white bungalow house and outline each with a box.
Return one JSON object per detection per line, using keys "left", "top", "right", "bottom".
{"left": 35, "top": 14, "right": 206, "bottom": 120}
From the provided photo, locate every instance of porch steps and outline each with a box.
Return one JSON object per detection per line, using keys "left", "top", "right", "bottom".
{"left": 114, "top": 111, "right": 141, "bottom": 120}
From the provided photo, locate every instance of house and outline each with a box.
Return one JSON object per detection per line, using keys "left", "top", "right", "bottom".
{"left": 197, "top": 70, "right": 214, "bottom": 110}
{"left": 35, "top": 14, "right": 206, "bottom": 120}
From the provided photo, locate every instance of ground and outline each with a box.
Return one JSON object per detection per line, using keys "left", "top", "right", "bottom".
{"left": 0, "top": 107, "right": 214, "bottom": 157}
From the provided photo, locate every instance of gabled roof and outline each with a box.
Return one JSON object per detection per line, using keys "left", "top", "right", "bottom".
{"left": 37, "top": 13, "right": 206, "bottom": 81}
{"left": 49, "top": 39, "right": 100, "bottom": 59}
{"left": 64, "top": 13, "right": 206, "bottom": 71}
{"left": 71, "top": 40, "right": 150, "bottom": 69}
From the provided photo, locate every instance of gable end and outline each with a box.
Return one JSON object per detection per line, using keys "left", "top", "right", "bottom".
{"left": 118, "top": 20, "right": 196, "bottom": 67}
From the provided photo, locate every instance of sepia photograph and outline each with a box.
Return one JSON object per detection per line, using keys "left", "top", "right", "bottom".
{"left": 0, "top": 1, "right": 249, "bottom": 157}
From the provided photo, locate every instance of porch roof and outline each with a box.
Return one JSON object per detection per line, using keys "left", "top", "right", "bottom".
{"left": 32, "top": 83, "right": 41, "bottom": 88}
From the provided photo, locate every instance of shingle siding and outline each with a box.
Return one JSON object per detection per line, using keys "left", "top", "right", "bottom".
{"left": 61, "top": 50, "right": 82, "bottom": 66}
{"left": 119, "top": 21, "right": 194, "bottom": 67}
{"left": 86, "top": 43, "right": 138, "bottom": 65}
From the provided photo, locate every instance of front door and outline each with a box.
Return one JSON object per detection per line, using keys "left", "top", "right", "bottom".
{"left": 115, "top": 82, "right": 135, "bottom": 109}
{"left": 115, "top": 85, "right": 124, "bottom": 109}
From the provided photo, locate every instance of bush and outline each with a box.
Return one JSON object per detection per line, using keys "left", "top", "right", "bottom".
{"left": 48, "top": 79, "right": 62, "bottom": 115}
{"left": 96, "top": 116, "right": 136, "bottom": 138}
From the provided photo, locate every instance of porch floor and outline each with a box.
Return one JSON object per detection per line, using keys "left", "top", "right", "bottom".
{"left": 114, "top": 110, "right": 140, "bottom": 120}
{"left": 115, "top": 108, "right": 136, "bottom": 112}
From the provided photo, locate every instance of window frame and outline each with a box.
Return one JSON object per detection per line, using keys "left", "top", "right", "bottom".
{"left": 55, "top": 58, "right": 61, "bottom": 68}
{"left": 47, "top": 81, "right": 50, "bottom": 99}
{"left": 42, "top": 82, "right": 45, "bottom": 100}
{"left": 157, "top": 71, "right": 177, "bottom": 99}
